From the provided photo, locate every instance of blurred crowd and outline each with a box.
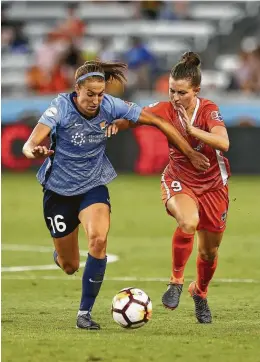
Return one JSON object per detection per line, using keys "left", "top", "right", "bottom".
{"left": 2, "top": 2, "right": 30, "bottom": 54}
{"left": 228, "top": 41, "right": 260, "bottom": 94}
{"left": 2, "top": 2, "right": 86, "bottom": 95}
{"left": 2, "top": 1, "right": 260, "bottom": 97}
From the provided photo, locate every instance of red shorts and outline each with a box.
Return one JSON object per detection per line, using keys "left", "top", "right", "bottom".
{"left": 161, "top": 177, "right": 229, "bottom": 233}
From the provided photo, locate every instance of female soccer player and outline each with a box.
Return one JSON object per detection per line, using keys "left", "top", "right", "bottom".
{"left": 143, "top": 52, "right": 230, "bottom": 323}
{"left": 22, "top": 60, "right": 209, "bottom": 330}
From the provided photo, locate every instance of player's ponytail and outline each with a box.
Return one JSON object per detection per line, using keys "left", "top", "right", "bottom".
{"left": 75, "top": 60, "right": 127, "bottom": 86}
{"left": 170, "top": 51, "right": 201, "bottom": 87}
{"left": 181, "top": 52, "right": 201, "bottom": 67}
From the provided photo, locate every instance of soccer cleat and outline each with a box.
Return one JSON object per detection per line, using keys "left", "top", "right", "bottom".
{"left": 76, "top": 312, "right": 101, "bottom": 330}
{"left": 162, "top": 283, "right": 183, "bottom": 310}
{"left": 188, "top": 281, "right": 212, "bottom": 324}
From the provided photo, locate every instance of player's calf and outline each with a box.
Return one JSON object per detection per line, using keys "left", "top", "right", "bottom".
{"left": 53, "top": 251, "right": 79, "bottom": 275}
{"left": 53, "top": 250, "right": 61, "bottom": 269}
{"left": 62, "top": 261, "right": 79, "bottom": 275}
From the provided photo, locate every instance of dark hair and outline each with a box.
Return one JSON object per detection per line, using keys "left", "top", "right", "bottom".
{"left": 67, "top": 2, "right": 78, "bottom": 11}
{"left": 75, "top": 60, "right": 127, "bottom": 86}
{"left": 170, "top": 52, "right": 201, "bottom": 87}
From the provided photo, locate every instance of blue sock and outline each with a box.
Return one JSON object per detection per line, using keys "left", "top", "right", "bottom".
{"left": 53, "top": 250, "right": 61, "bottom": 269}
{"left": 79, "top": 253, "right": 107, "bottom": 313}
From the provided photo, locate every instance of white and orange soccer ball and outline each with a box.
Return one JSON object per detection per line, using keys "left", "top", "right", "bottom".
{"left": 111, "top": 287, "right": 152, "bottom": 329}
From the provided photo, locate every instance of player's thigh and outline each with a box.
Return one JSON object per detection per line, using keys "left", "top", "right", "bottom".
{"left": 161, "top": 177, "right": 199, "bottom": 226}
{"left": 53, "top": 226, "right": 80, "bottom": 264}
{"left": 79, "top": 203, "right": 110, "bottom": 241}
{"left": 197, "top": 185, "right": 229, "bottom": 233}
{"left": 43, "top": 189, "right": 81, "bottom": 261}
{"left": 78, "top": 185, "right": 111, "bottom": 242}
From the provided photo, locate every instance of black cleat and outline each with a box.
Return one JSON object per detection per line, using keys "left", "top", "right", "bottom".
{"left": 162, "top": 283, "right": 183, "bottom": 310}
{"left": 188, "top": 281, "right": 212, "bottom": 324}
{"left": 76, "top": 312, "right": 101, "bottom": 330}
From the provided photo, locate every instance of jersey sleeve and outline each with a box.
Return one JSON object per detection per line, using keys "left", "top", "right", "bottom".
{"left": 203, "top": 104, "right": 226, "bottom": 131}
{"left": 110, "top": 97, "right": 142, "bottom": 123}
{"left": 38, "top": 98, "right": 61, "bottom": 130}
{"left": 143, "top": 102, "right": 169, "bottom": 120}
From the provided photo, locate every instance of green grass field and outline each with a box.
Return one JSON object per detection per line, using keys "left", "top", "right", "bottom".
{"left": 2, "top": 173, "right": 260, "bottom": 362}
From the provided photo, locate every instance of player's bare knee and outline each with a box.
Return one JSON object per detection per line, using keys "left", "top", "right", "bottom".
{"left": 199, "top": 249, "right": 218, "bottom": 261}
{"left": 88, "top": 235, "right": 107, "bottom": 255}
{"left": 61, "top": 260, "right": 79, "bottom": 275}
{"left": 178, "top": 219, "right": 198, "bottom": 234}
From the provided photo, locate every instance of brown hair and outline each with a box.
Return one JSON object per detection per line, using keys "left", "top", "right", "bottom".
{"left": 170, "top": 52, "right": 201, "bottom": 87}
{"left": 75, "top": 60, "right": 127, "bottom": 86}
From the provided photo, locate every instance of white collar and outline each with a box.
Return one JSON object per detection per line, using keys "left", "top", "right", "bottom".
{"left": 178, "top": 98, "right": 200, "bottom": 129}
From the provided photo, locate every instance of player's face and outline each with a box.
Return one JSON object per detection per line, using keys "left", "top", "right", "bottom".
{"left": 75, "top": 80, "right": 105, "bottom": 117}
{"left": 169, "top": 77, "right": 200, "bottom": 110}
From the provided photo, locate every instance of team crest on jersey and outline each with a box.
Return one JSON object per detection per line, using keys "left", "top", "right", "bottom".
{"left": 100, "top": 121, "right": 108, "bottom": 130}
{"left": 71, "top": 132, "right": 86, "bottom": 146}
{"left": 211, "top": 111, "right": 223, "bottom": 122}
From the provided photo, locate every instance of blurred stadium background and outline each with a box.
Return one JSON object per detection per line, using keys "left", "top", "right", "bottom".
{"left": 2, "top": 1, "right": 260, "bottom": 362}
{"left": 1, "top": 0, "right": 260, "bottom": 173}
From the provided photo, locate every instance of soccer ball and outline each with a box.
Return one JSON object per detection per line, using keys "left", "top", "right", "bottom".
{"left": 111, "top": 287, "right": 152, "bottom": 329}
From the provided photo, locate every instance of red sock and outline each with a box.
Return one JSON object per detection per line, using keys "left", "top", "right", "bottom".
{"left": 170, "top": 227, "right": 194, "bottom": 284}
{"left": 196, "top": 255, "right": 218, "bottom": 298}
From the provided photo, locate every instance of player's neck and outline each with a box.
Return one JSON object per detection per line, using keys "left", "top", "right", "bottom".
{"left": 186, "top": 97, "right": 198, "bottom": 120}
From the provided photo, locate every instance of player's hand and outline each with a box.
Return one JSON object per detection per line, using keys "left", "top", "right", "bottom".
{"left": 189, "top": 150, "right": 210, "bottom": 171}
{"left": 32, "top": 146, "right": 54, "bottom": 158}
{"left": 105, "top": 123, "right": 119, "bottom": 138}
{"left": 176, "top": 105, "right": 193, "bottom": 134}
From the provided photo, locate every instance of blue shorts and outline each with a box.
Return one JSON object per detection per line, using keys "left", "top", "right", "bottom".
{"left": 43, "top": 185, "right": 111, "bottom": 238}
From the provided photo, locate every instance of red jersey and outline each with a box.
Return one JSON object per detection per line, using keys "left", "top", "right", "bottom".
{"left": 144, "top": 98, "right": 231, "bottom": 195}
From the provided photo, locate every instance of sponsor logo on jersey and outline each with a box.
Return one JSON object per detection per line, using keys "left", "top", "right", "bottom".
{"left": 71, "top": 132, "right": 86, "bottom": 146}
{"left": 194, "top": 141, "right": 204, "bottom": 151}
{"left": 211, "top": 111, "right": 223, "bottom": 122}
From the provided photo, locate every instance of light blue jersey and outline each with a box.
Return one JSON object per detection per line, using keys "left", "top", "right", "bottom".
{"left": 37, "top": 92, "right": 142, "bottom": 196}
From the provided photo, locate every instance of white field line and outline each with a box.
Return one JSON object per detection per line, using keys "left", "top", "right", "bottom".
{"left": 1, "top": 275, "right": 260, "bottom": 283}
{"left": 1, "top": 244, "right": 259, "bottom": 283}
{"left": 1, "top": 244, "right": 118, "bottom": 272}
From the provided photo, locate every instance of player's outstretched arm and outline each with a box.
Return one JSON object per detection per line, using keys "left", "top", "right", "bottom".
{"left": 104, "top": 120, "right": 137, "bottom": 138}
{"left": 105, "top": 119, "right": 139, "bottom": 138}
{"left": 137, "top": 109, "right": 210, "bottom": 171}
{"left": 22, "top": 123, "right": 54, "bottom": 159}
